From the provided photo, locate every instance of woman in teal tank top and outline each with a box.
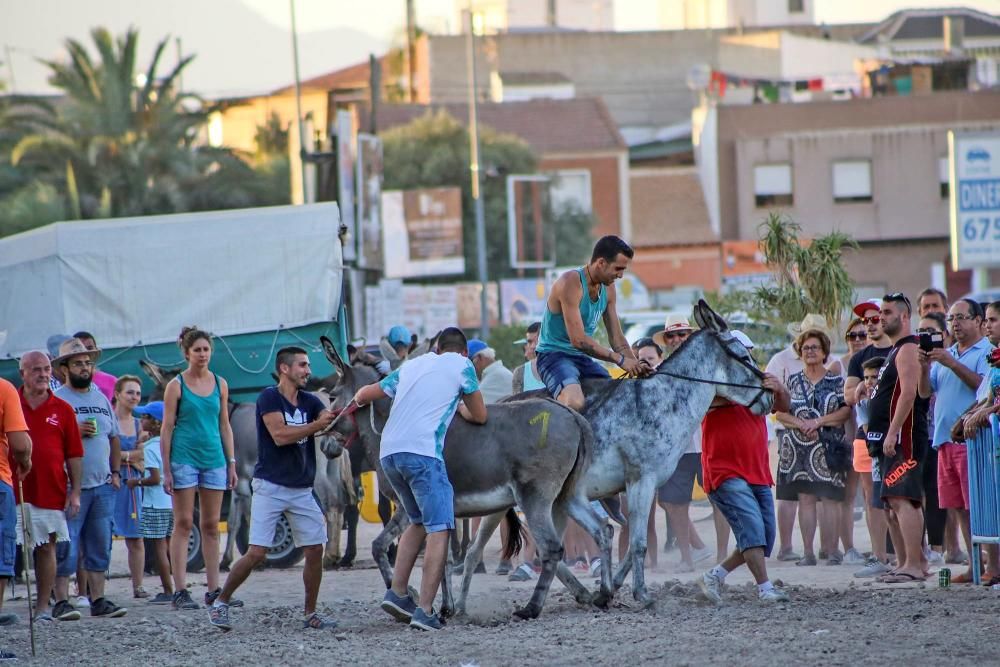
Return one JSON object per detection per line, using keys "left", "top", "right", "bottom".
{"left": 160, "top": 327, "right": 237, "bottom": 608}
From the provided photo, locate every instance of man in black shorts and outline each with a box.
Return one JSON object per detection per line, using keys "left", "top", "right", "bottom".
{"left": 865, "top": 293, "right": 929, "bottom": 583}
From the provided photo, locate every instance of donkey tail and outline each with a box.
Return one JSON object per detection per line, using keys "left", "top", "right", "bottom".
{"left": 501, "top": 508, "right": 526, "bottom": 561}
{"left": 556, "top": 407, "right": 594, "bottom": 507}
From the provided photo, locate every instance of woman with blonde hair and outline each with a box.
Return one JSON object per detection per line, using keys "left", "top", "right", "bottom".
{"left": 160, "top": 327, "right": 238, "bottom": 610}
{"left": 112, "top": 375, "right": 147, "bottom": 598}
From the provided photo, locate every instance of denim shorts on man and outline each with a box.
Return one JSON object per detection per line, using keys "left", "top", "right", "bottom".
{"left": 381, "top": 453, "right": 455, "bottom": 533}
{"left": 0, "top": 482, "right": 16, "bottom": 577}
{"left": 658, "top": 452, "right": 703, "bottom": 505}
{"left": 708, "top": 477, "right": 775, "bottom": 556}
{"left": 535, "top": 350, "right": 610, "bottom": 398}
{"left": 171, "top": 462, "right": 227, "bottom": 491}
{"left": 58, "top": 483, "right": 114, "bottom": 575}
{"left": 248, "top": 478, "right": 327, "bottom": 548}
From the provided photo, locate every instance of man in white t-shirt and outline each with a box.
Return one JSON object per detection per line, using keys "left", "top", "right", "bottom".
{"left": 352, "top": 327, "right": 487, "bottom": 631}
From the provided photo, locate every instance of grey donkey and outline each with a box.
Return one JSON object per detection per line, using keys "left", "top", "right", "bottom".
{"left": 466, "top": 299, "right": 774, "bottom": 608}
{"left": 319, "top": 336, "right": 613, "bottom": 620}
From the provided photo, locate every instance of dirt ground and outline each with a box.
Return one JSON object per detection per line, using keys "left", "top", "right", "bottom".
{"left": 4, "top": 503, "right": 999, "bottom": 666}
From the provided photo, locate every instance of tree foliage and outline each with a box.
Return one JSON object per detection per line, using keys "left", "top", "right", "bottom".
{"left": 751, "top": 212, "right": 858, "bottom": 329}
{"left": 0, "top": 27, "right": 288, "bottom": 237}
{"left": 381, "top": 110, "right": 595, "bottom": 282}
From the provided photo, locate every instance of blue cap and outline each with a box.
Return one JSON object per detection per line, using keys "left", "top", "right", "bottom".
{"left": 387, "top": 325, "right": 412, "bottom": 347}
{"left": 134, "top": 401, "right": 164, "bottom": 422}
{"left": 467, "top": 338, "right": 488, "bottom": 358}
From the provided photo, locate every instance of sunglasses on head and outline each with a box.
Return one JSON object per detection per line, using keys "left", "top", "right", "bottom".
{"left": 883, "top": 292, "right": 912, "bottom": 312}
{"left": 846, "top": 332, "right": 867, "bottom": 341}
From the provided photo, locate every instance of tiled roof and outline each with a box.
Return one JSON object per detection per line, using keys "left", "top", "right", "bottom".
{"left": 630, "top": 168, "right": 716, "bottom": 247}
{"left": 376, "top": 97, "right": 626, "bottom": 154}
{"left": 271, "top": 58, "right": 380, "bottom": 95}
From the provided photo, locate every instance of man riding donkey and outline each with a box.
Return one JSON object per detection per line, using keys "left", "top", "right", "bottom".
{"left": 535, "top": 235, "right": 651, "bottom": 409}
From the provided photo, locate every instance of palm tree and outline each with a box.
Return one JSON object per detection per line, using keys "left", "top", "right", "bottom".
{"left": 3, "top": 27, "right": 275, "bottom": 232}
{"left": 753, "top": 212, "right": 858, "bottom": 328}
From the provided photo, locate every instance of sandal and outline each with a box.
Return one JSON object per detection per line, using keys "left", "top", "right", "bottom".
{"left": 133, "top": 586, "right": 149, "bottom": 599}
{"left": 877, "top": 572, "right": 924, "bottom": 584}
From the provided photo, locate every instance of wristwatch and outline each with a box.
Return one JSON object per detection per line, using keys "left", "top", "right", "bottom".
{"left": 228, "top": 458, "right": 237, "bottom": 465}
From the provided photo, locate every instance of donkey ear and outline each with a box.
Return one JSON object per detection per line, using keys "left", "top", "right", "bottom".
{"left": 138, "top": 359, "right": 167, "bottom": 388}
{"left": 379, "top": 337, "right": 399, "bottom": 365}
{"left": 692, "top": 300, "right": 712, "bottom": 331}
{"left": 319, "top": 336, "right": 349, "bottom": 375}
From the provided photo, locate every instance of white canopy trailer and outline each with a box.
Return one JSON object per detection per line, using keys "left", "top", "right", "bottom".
{"left": 0, "top": 203, "right": 344, "bottom": 360}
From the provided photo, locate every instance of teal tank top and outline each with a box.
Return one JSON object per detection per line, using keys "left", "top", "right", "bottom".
{"left": 522, "top": 361, "right": 546, "bottom": 391}
{"left": 537, "top": 267, "right": 607, "bottom": 357}
{"left": 171, "top": 373, "right": 225, "bottom": 469}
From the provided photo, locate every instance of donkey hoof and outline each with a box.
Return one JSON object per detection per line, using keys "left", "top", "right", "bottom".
{"left": 512, "top": 605, "right": 539, "bottom": 621}
{"left": 592, "top": 591, "right": 612, "bottom": 610}
{"left": 573, "top": 591, "right": 594, "bottom": 606}
{"left": 440, "top": 606, "right": 454, "bottom": 619}
{"left": 323, "top": 554, "right": 340, "bottom": 570}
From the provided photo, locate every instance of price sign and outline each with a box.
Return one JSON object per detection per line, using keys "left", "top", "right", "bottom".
{"left": 950, "top": 131, "right": 1000, "bottom": 270}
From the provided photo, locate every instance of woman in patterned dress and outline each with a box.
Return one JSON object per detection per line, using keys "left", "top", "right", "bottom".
{"left": 776, "top": 329, "right": 852, "bottom": 566}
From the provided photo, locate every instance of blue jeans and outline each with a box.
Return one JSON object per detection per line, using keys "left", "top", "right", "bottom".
{"left": 536, "top": 350, "right": 610, "bottom": 398}
{"left": 381, "top": 453, "right": 454, "bottom": 533}
{"left": 171, "top": 462, "right": 228, "bottom": 490}
{"left": 708, "top": 478, "right": 775, "bottom": 556}
{"left": 0, "top": 482, "right": 15, "bottom": 577}
{"left": 58, "top": 484, "right": 114, "bottom": 575}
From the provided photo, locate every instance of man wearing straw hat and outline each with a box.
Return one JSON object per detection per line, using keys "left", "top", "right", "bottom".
{"left": 0, "top": 376, "right": 32, "bottom": 659}
{"left": 52, "top": 338, "right": 127, "bottom": 618}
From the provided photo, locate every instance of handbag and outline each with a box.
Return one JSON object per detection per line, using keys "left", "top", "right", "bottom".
{"left": 820, "top": 428, "right": 853, "bottom": 473}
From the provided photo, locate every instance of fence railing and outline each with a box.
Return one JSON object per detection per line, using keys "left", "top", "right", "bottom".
{"left": 967, "top": 414, "right": 1000, "bottom": 585}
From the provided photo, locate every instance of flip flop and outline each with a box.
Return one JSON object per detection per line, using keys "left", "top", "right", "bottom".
{"left": 878, "top": 572, "right": 924, "bottom": 584}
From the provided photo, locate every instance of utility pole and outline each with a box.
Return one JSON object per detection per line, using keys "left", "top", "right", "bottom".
{"left": 290, "top": 0, "right": 309, "bottom": 203}
{"left": 465, "top": 8, "right": 490, "bottom": 339}
{"left": 406, "top": 0, "right": 417, "bottom": 102}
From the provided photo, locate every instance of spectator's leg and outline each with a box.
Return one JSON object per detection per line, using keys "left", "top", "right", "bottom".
{"left": 797, "top": 494, "right": 818, "bottom": 558}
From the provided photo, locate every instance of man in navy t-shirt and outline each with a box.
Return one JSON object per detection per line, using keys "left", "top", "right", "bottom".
{"left": 208, "top": 347, "right": 336, "bottom": 632}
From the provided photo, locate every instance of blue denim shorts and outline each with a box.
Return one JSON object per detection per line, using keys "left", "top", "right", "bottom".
{"left": 171, "top": 462, "right": 227, "bottom": 491}
{"left": 536, "top": 350, "right": 610, "bottom": 398}
{"left": 381, "top": 453, "right": 454, "bottom": 533}
{"left": 58, "top": 484, "right": 114, "bottom": 575}
{"left": 708, "top": 478, "right": 775, "bottom": 556}
{"left": 0, "top": 482, "right": 16, "bottom": 577}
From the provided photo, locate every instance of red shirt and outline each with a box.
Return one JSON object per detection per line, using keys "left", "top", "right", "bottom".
{"left": 15, "top": 388, "right": 84, "bottom": 509}
{"left": 701, "top": 404, "right": 772, "bottom": 494}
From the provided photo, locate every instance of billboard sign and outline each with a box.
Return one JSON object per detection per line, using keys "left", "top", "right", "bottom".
{"left": 382, "top": 187, "right": 465, "bottom": 278}
{"left": 949, "top": 131, "right": 1000, "bottom": 270}
{"left": 356, "top": 133, "right": 383, "bottom": 270}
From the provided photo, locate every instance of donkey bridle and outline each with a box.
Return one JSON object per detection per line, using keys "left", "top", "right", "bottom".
{"left": 655, "top": 339, "right": 771, "bottom": 411}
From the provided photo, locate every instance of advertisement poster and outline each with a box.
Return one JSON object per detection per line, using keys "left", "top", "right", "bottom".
{"left": 382, "top": 188, "right": 465, "bottom": 278}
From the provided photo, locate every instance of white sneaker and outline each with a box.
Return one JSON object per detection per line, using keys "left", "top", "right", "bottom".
{"left": 759, "top": 587, "right": 789, "bottom": 602}
{"left": 925, "top": 548, "right": 945, "bottom": 565}
{"left": 692, "top": 546, "right": 714, "bottom": 563}
{"left": 75, "top": 596, "right": 90, "bottom": 609}
{"left": 698, "top": 571, "right": 724, "bottom": 604}
{"left": 853, "top": 558, "right": 892, "bottom": 578}
{"left": 844, "top": 548, "right": 866, "bottom": 565}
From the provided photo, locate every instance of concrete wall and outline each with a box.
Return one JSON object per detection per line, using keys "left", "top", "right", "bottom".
{"left": 427, "top": 30, "right": 719, "bottom": 130}
{"left": 841, "top": 239, "right": 951, "bottom": 304}
{"left": 713, "top": 90, "right": 1000, "bottom": 242}
{"left": 217, "top": 91, "right": 328, "bottom": 154}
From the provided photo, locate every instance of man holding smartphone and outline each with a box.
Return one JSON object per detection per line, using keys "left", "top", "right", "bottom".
{"left": 918, "top": 298, "right": 992, "bottom": 584}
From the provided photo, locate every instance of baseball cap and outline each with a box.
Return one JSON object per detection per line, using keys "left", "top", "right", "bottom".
{"left": 467, "top": 338, "right": 488, "bottom": 358}
{"left": 731, "top": 330, "right": 755, "bottom": 350}
{"left": 46, "top": 334, "right": 72, "bottom": 359}
{"left": 134, "top": 401, "right": 165, "bottom": 422}
{"left": 853, "top": 298, "right": 882, "bottom": 317}
{"left": 386, "top": 325, "right": 412, "bottom": 347}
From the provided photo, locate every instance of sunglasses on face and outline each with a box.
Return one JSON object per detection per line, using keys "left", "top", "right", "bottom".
{"left": 862, "top": 316, "right": 881, "bottom": 325}
{"left": 846, "top": 332, "right": 867, "bottom": 341}
{"left": 665, "top": 332, "right": 690, "bottom": 340}
{"left": 916, "top": 327, "right": 941, "bottom": 334}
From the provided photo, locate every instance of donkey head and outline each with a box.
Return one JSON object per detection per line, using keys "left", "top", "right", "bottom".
{"left": 686, "top": 300, "right": 773, "bottom": 415}
{"left": 138, "top": 360, "right": 181, "bottom": 400}
{"left": 319, "top": 336, "right": 383, "bottom": 448}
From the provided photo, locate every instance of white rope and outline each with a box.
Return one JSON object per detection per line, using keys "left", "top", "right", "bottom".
{"left": 212, "top": 328, "right": 282, "bottom": 374}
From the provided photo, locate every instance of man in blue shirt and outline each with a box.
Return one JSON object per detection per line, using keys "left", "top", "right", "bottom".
{"left": 209, "top": 347, "right": 336, "bottom": 631}
{"left": 918, "top": 298, "right": 994, "bottom": 583}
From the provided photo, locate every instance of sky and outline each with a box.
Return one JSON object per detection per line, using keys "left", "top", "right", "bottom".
{"left": 3, "top": 0, "right": 998, "bottom": 97}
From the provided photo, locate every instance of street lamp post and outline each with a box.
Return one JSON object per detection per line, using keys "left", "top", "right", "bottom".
{"left": 465, "top": 8, "right": 490, "bottom": 339}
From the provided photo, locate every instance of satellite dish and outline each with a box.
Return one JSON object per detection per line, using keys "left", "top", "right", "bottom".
{"left": 686, "top": 63, "right": 711, "bottom": 91}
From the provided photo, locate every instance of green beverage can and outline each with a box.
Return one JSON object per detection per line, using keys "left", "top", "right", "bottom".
{"left": 86, "top": 417, "right": 98, "bottom": 438}
{"left": 939, "top": 568, "right": 951, "bottom": 588}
